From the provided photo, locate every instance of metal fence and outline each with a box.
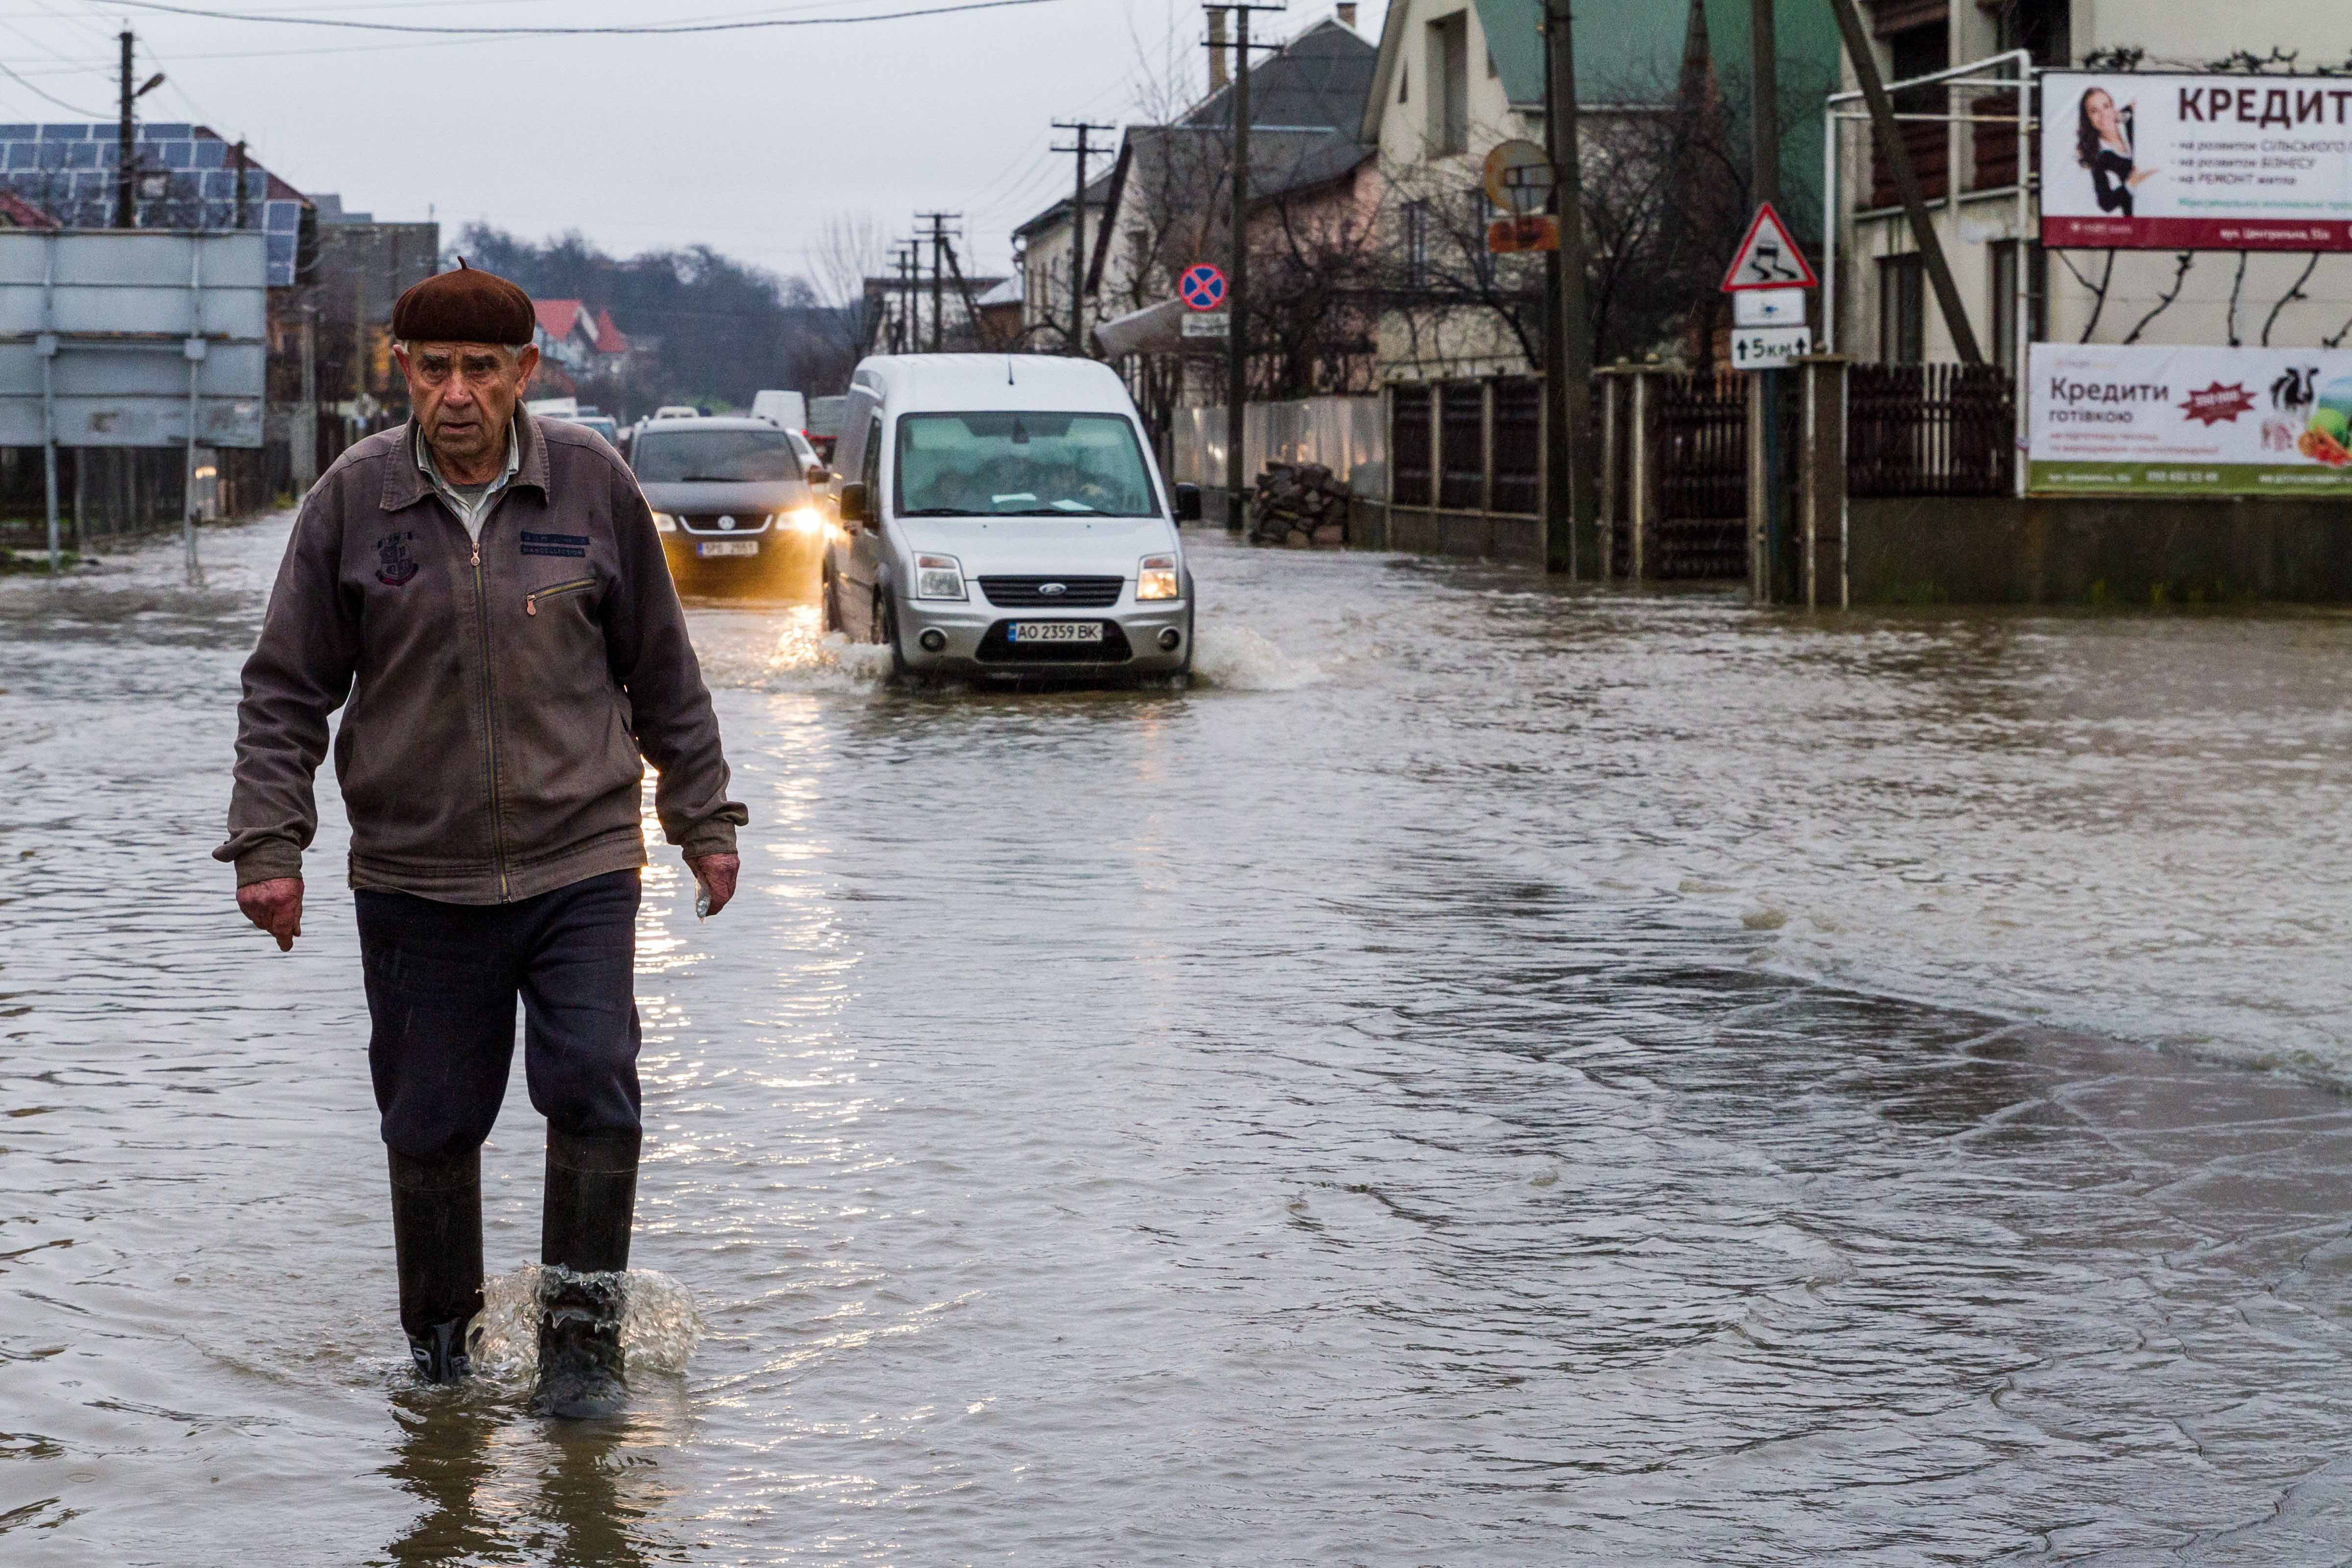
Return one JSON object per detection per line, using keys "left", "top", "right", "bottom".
{"left": 1848, "top": 363, "right": 2014, "bottom": 497}
{"left": 1650, "top": 371, "right": 1750, "bottom": 581}
{"left": 1172, "top": 394, "right": 1387, "bottom": 498}
{"left": 1391, "top": 384, "right": 1430, "bottom": 505}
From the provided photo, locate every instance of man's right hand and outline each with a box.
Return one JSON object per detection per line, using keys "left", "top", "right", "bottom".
{"left": 237, "top": 877, "right": 304, "bottom": 952}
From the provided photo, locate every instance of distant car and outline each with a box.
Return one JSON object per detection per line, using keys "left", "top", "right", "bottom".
{"left": 629, "top": 415, "right": 825, "bottom": 597}
{"left": 572, "top": 415, "right": 621, "bottom": 448}
{"left": 785, "top": 428, "right": 828, "bottom": 486}
{"left": 750, "top": 390, "right": 807, "bottom": 432}
{"left": 651, "top": 405, "right": 700, "bottom": 420}
{"left": 807, "top": 393, "right": 846, "bottom": 465}
{"left": 825, "top": 353, "right": 1195, "bottom": 684}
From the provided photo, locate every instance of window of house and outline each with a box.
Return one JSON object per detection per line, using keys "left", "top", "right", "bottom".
{"left": 1467, "top": 191, "right": 1493, "bottom": 287}
{"left": 1993, "top": 0, "right": 2070, "bottom": 67}
{"left": 1398, "top": 64, "right": 1408, "bottom": 104}
{"left": 1428, "top": 12, "right": 1469, "bottom": 156}
{"left": 1878, "top": 253, "right": 1926, "bottom": 363}
{"left": 1887, "top": 20, "right": 1947, "bottom": 102}
{"left": 1988, "top": 239, "right": 2047, "bottom": 370}
{"left": 1404, "top": 200, "right": 1430, "bottom": 289}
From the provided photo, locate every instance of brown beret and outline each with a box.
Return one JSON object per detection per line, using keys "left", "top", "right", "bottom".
{"left": 391, "top": 259, "right": 535, "bottom": 346}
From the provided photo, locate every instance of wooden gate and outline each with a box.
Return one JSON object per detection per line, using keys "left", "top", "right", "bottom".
{"left": 1651, "top": 371, "right": 1749, "bottom": 580}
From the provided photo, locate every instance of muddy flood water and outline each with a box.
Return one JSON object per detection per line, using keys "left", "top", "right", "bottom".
{"left": 4, "top": 513, "right": 2352, "bottom": 1563}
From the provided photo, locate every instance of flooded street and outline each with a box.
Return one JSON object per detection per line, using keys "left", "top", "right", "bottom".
{"left": 7, "top": 513, "right": 2352, "bottom": 1562}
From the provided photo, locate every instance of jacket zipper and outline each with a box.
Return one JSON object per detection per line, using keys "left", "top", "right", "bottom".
{"left": 525, "top": 577, "right": 596, "bottom": 616}
{"left": 464, "top": 517, "right": 512, "bottom": 903}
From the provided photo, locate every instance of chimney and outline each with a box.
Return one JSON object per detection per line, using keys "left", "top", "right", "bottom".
{"left": 1336, "top": 1, "right": 1357, "bottom": 28}
{"left": 1208, "top": 9, "right": 1229, "bottom": 92}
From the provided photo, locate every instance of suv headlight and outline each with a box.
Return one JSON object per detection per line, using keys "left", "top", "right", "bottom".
{"left": 914, "top": 553, "right": 966, "bottom": 600}
{"left": 1137, "top": 553, "right": 1181, "bottom": 601}
{"left": 651, "top": 511, "right": 678, "bottom": 533}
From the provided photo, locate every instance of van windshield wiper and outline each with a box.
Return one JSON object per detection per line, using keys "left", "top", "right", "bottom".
{"left": 898, "top": 506, "right": 983, "bottom": 516}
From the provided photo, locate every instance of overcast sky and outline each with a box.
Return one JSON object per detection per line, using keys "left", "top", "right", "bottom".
{"left": 0, "top": 0, "right": 1384, "bottom": 293}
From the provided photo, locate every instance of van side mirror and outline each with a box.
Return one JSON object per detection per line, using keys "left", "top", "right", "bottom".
{"left": 807, "top": 463, "right": 830, "bottom": 486}
{"left": 838, "top": 481, "right": 868, "bottom": 525}
{"left": 1174, "top": 482, "right": 1201, "bottom": 522}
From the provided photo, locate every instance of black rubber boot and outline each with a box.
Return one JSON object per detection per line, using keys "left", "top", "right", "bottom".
{"left": 388, "top": 1147, "right": 484, "bottom": 1385}
{"left": 534, "top": 1127, "right": 640, "bottom": 1418}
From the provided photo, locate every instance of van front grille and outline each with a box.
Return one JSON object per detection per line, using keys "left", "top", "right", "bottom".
{"left": 979, "top": 575, "right": 1124, "bottom": 608}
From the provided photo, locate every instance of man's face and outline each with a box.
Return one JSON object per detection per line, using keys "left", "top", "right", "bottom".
{"left": 395, "top": 341, "right": 539, "bottom": 473}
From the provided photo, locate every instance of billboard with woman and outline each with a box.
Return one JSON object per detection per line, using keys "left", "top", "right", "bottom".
{"left": 2039, "top": 71, "right": 2352, "bottom": 251}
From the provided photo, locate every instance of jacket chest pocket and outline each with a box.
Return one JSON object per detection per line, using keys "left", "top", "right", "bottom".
{"left": 525, "top": 577, "right": 598, "bottom": 617}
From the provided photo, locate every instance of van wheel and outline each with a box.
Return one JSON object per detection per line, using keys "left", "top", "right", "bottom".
{"left": 879, "top": 593, "right": 911, "bottom": 683}
{"left": 821, "top": 568, "right": 842, "bottom": 635}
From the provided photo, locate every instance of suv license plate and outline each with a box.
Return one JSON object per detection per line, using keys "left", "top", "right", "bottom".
{"left": 696, "top": 540, "right": 759, "bottom": 558}
{"left": 1009, "top": 620, "right": 1103, "bottom": 643}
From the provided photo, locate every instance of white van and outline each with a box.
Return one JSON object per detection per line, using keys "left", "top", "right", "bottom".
{"left": 751, "top": 389, "right": 808, "bottom": 433}
{"left": 823, "top": 354, "right": 1200, "bottom": 683}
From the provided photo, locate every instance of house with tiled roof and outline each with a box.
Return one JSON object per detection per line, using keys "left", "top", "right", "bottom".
{"left": 533, "top": 299, "right": 633, "bottom": 372}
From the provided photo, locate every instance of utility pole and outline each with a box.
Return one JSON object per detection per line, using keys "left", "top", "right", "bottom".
{"left": 1205, "top": 2, "right": 1284, "bottom": 530}
{"left": 916, "top": 212, "right": 958, "bottom": 353}
{"left": 940, "top": 233, "right": 991, "bottom": 349}
{"left": 232, "top": 139, "right": 248, "bottom": 229}
{"left": 1825, "top": 0, "right": 1980, "bottom": 362}
{"left": 115, "top": 31, "right": 134, "bottom": 228}
{"left": 1751, "top": 0, "right": 1786, "bottom": 600}
{"left": 293, "top": 303, "right": 318, "bottom": 496}
{"left": 1051, "top": 121, "right": 1113, "bottom": 356}
{"left": 1541, "top": 0, "right": 1596, "bottom": 574}
{"left": 890, "top": 243, "right": 918, "bottom": 352}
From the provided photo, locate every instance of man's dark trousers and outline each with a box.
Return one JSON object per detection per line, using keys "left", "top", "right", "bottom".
{"left": 356, "top": 869, "right": 642, "bottom": 1161}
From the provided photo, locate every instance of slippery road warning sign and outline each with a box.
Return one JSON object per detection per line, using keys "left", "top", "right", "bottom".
{"left": 1721, "top": 202, "right": 1817, "bottom": 293}
{"left": 1179, "top": 264, "right": 1226, "bottom": 311}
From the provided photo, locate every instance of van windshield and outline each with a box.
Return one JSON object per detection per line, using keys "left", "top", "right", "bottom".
{"left": 893, "top": 412, "right": 1159, "bottom": 516}
{"left": 631, "top": 427, "right": 803, "bottom": 483}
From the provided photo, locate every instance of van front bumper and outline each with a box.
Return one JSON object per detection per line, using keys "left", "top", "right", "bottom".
{"left": 897, "top": 596, "right": 1192, "bottom": 677}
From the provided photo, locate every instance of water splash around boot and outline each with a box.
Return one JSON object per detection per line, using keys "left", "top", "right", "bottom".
{"left": 466, "top": 1264, "right": 702, "bottom": 1394}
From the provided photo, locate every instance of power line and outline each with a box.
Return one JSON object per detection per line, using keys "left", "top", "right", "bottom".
{"left": 0, "top": 55, "right": 103, "bottom": 113}
{"left": 83, "top": 0, "right": 1063, "bottom": 34}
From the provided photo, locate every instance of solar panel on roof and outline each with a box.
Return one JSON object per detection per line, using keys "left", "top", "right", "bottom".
{"left": 0, "top": 122, "right": 306, "bottom": 284}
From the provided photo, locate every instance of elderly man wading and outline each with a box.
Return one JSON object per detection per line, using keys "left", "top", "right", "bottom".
{"left": 216, "top": 265, "right": 745, "bottom": 1415}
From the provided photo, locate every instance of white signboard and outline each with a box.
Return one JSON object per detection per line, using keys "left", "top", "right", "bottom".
{"left": 2040, "top": 71, "right": 2352, "bottom": 251}
{"left": 0, "top": 230, "right": 268, "bottom": 449}
{"left": 1730, "top": 325, "right": 1811, "bottom": 370}
{"left": 2028, "top": 342, "right": 2352, "bottom": 494}
{"left": 1733, "top": 288, "right": 1805, "bottom": 327}
{"left": 1180, "top": 310, "right": 1228, "bottom": 338}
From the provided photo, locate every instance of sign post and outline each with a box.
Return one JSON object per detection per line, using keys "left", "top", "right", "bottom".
{"left": 1722, "top": 203, "right": 1817, "bottom": 601}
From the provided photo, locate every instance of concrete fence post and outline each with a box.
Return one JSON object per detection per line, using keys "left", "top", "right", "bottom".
{"left": 1628, "top": 369, "right": 1654, "bottom": 583}
{"left": 1796, "top": 354, "right": 1851, "bottom": 610}
{"left": 1480, "top": 377, "right": 1495, "bottom": 516}
{"left": 1596, "top": 368, "right": 1620, "bottom": 580}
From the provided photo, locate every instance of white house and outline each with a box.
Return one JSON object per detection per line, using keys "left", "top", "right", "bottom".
{"left": 1836, "top": 0, "right": 2352, "bottom": 365}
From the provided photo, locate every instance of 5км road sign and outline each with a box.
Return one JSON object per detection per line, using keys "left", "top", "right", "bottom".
{"left": 1730, "top": 325, "right": 1813, "bottom": 370}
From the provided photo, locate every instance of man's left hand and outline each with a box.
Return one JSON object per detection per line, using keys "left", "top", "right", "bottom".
{"left": 687, "top": 852, "right": 738, "bottom": 918}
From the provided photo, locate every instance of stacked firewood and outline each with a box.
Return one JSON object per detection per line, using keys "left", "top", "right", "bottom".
{"left": 1247, "top": 463, "right": 1349, "bottom": 547}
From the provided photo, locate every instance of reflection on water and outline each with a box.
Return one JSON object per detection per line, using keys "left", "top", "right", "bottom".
{"left": 3, "top": 515, "right": 2352, "bottom": 1561}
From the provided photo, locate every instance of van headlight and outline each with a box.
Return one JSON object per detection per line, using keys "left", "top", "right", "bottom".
{"left": 779, "top": 506, "right": 824, "bottom": 536}
{"left": 651, "top": 511, "right": 678, "bottom": 533}
{"left": 914, "top": 553, "right": 966, "bottom": 600}
{"left": 1137, "top": 553, "right": 1181, "bottom": 601}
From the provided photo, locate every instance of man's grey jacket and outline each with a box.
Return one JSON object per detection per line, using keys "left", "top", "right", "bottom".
{"left": 217, "top": 412, "right": 746, "bottom": 903}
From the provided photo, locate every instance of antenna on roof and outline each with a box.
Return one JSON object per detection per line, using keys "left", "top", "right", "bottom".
{"left": 1006, "top": 356, "right": 1015, "bottom": 385}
